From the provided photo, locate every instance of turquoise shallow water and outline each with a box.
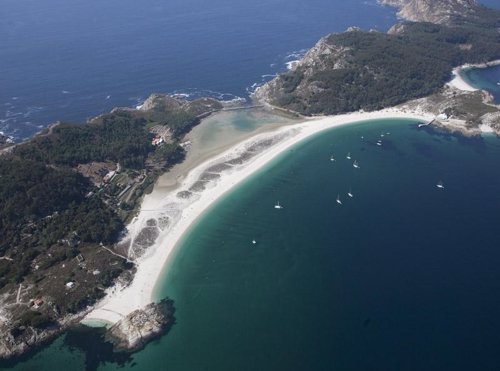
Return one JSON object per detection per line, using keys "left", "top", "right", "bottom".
{"left": 7, "top": 118, "right": 500, "bottom": 370}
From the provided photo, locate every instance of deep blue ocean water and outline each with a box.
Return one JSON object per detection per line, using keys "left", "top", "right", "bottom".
{"left": 6, "top": 119, "right": 500, "bottom": 371}
{"left": 479, "top": 0, "right": 500, "bottom": 9}
{"left": 0, "top": 0, "right": 397, "bottom": 140}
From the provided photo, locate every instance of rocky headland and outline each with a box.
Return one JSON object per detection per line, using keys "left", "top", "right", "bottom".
{"left": 105, "top": 299, "right": 175, "bottom": 352}
{"left": 253, "top": 0, "right": 500, "bottom": 135}
{"left": 379, "top": 0, "right": 478, "bottom": 25}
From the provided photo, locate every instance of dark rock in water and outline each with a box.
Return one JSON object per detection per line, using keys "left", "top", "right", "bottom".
{"left": 105, "top": 298, "right": 175, "bottom": 353}
{"left": 64, "top": 325, "right": 134, "bottom": 371}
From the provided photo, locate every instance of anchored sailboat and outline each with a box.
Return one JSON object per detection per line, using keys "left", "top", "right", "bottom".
{"left": 336, "top": 194, "right": 342, "bottom": 205}
{"left": 353, "top": 160, "right": 360, "bottom": 169}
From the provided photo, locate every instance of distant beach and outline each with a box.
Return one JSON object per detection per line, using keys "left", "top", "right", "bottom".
{"left": 448, "top": 60, "right": 500, "bottom": 92}
{"left": 83, "top": 107, "right": 433, "bottom": 326}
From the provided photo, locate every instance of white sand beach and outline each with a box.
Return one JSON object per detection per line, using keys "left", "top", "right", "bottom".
{"left": 447, "top": 60, "right": 500, "bottom": 92}
{"left": 447, "top": 66, "right": 478, "bottom": 91}
{"left": 83, "top": 108, "right": 434, "bottom": 326}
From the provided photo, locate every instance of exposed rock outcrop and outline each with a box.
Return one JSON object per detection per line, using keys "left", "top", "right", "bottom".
{"left": 0, "top": 311, "right": 85, "bottom": 361}
{"left": 139, "top": 93, "right": 223, "bottom": 117}
{"left": 253, "top": 35, "right": 352, "bottom": 111}
{"left": 378, "top": 0, "right": 478, "bottom": 25}
{"left": 105, "top": 299, "right": 175, "bottom": 352}
{"left": 0, "top": 326, "right": 56, "bottom": 360}
{"left": 253, "top": 0, "right": 499, "bottom": 120}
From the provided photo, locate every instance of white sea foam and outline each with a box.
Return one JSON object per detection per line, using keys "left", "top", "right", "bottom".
{"left": 283, "top": 49, "right": 307, "bottom": 71}
{"left": 23, "top": 106, "right": 44, "bottom": 118}
{"left": 0, "top": 130, "right": 15, "bottom": 143}
{"left": 285, "top": 60, "right": 300, "bottom": 70}
{"left": 170, "top": 89, "right": 246, "bottom": 105}
{"left": 171, "top": 93, "right": 191, "bottom": 99}
{"left": 6, "top": 110, "right": 23, "bottom": 118}
{"left": 284, "top": 49, "right": 307, "bottom": 61}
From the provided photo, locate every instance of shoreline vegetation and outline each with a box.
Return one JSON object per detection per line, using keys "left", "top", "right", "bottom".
{"left": 1, "top": 0, "right": 500, "bottom": 362}
{"left": 0, "top": 94, "right": 223, "bottom": 359}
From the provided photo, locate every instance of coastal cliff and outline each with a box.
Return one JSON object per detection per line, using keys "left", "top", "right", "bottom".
{"left": 253, "top": 35, "right": 352, "bottom": 113}
{"left": 378, "top": 0, "right": 477, "bottom": 24}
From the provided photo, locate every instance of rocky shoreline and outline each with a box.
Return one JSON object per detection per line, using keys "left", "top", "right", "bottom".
{"left": 105, "top": 299, "right": 175, "bottom": 353}
{"left": 2, "top": 0, "right": 499, "bottom": 364}
{"left": 378, "top": 0, "right": 478, "bottom": 25}
{"left": 253, "top": 0, "right": 500, "bottom": 137}
{"left": 0, "top": 299, "right": 174, "bottom": 363}
{"left": 0, "top": 93, "right": 219, "bottom": 362}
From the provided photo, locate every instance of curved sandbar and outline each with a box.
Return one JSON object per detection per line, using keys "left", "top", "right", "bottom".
{"left": 83, "top": 108, "right": 433, "bottom": 326}
{"left": 448, "top": 60, "right": 500, "bottom": 92}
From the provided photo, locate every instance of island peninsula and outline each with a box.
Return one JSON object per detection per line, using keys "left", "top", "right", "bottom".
{"left": 1, "top": 0, "right": 499, "bottom": 361}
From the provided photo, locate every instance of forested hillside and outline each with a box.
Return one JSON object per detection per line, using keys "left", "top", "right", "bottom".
{"left": 254, "top": 5, "right": 500, "bottom": 115}
{"left": 0, "top": 95, "right": 221, "bottom": 320}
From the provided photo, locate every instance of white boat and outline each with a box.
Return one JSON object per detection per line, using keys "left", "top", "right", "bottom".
{"left": 346, "top": 152, "right": 351, "bottom": 160}
{"left": 353, "top": 160, "right": 360, "bottom": 169}
{"left": 330, "top": 156, "right": 336, "bottom": 162}
{"left": 436, "top": 181, "right": 445, "bottom": 189}
{"left": 274, "top": 201, "right": 283, "bottom": 209}
{"left": 336, "top": 194, "right": 342, "bottom": 205}
{"left": 376, "top": 140, "right": 382, "bottom": 146}
{"left": 347, "top": 189, "right": 353, "bottom": 198}
{"left": 252, "top": 239, "right": 257, "bottom": 244}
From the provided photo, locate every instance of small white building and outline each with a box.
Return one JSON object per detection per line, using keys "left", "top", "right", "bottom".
{"left": 437, "top": 113, "right": 449, "bottom": 121}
